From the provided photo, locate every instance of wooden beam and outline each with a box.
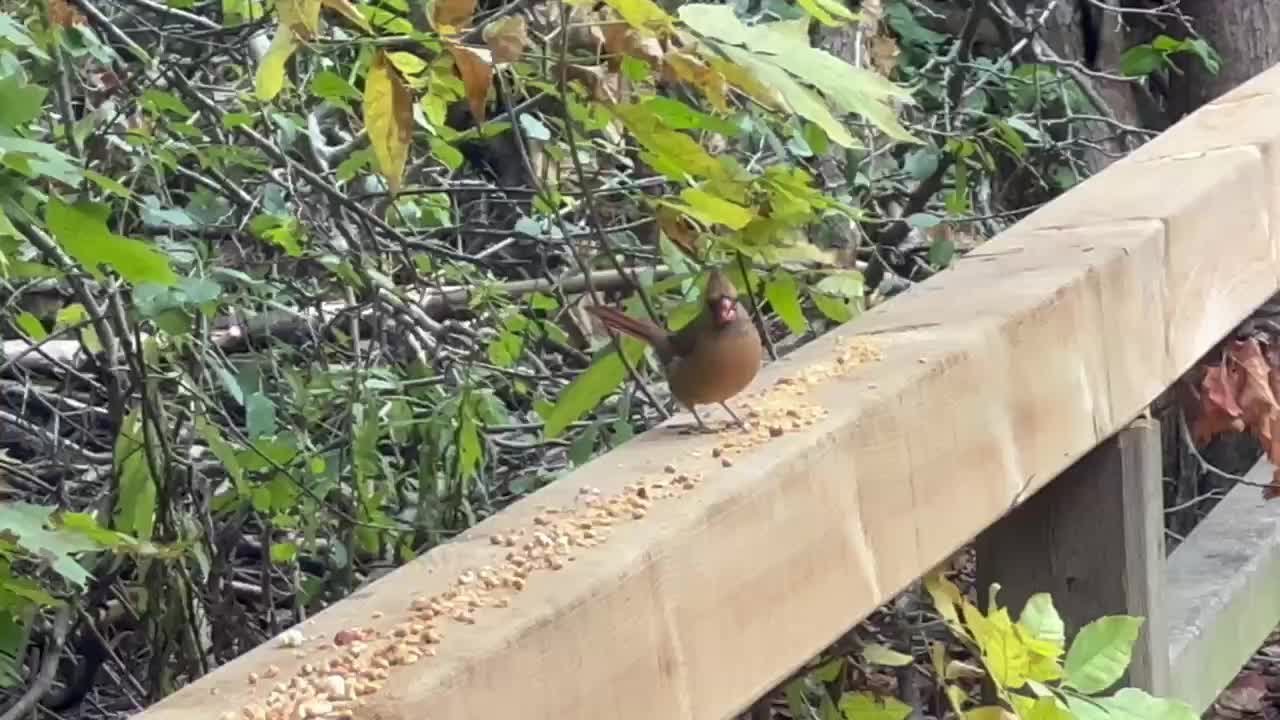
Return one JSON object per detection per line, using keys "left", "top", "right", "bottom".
{"left": 135, "top": 67, "right": 1280, "bottom": 720}
{"left": 1166, "top": 458, "right": 1280, "bottom": 713}
{"left": 975, "top": 419, "right": 1169, "bottom": 694}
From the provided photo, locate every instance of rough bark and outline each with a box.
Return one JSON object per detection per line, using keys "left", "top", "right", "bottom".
{"left": 1169, "top": 1, "right": 1280, "bottom": 118}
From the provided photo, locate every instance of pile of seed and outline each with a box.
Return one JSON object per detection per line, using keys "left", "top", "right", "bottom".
{"left": 222, "top": 335, "right": 883, "bottom": 720}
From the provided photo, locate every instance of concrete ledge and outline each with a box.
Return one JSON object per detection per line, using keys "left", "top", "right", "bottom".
{"left": 133, "top": 69, "right": 1280, "bottom": 720}
{"left": 1167, "top": 458, "right": 1280, "bottom": 713}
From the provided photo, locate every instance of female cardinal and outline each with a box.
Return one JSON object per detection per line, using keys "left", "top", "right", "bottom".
{"left": 586, "top": 269, "right": 763, "bottom": 431}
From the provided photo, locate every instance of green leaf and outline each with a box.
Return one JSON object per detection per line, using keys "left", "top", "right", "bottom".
{"left": 0, "top": 15, "right": 47, "bottom": 58}
{"left": 46, "top": 200, "right": 177, "bottom": 286}
{"left": 84, "top": 170, "right": 132, "bottom": 198}
{"left": 256, "top": 26, "right": 300, "bottom": 100}
{"left": 1097, "top": 688, "right": 1197, "bottom": 720}
{"left": 0, "top": 135, "right": 82, "bottom": 186}
{"left": 519, "top": 113, "right": 551, "bottom": 141}
{"left": 312, "top": 70, "right": 362, "bottom": 102}
{"left": 1020, "top": 697, "right": 1073, "bottom": 720}
{"left": 812, "top": 293, "right": 853, "bottom": 323}
{"left": 0, "top": 75, "right": 46, "bottom": 130}
{"left": 58, "top": 514, "right": 130, "bottom": 550}
{"left": 541, "top": 338, "right": 646, "bottom": 438}
{"left": 568, "top": 420, "right": 600, "bottom": 466}
{"left": 837, "top": 692, "right": 912, "bottom": 720}
{"left": 816, "top": 271, "right": 864, "bottom": 298}
{"left": 861, "top": 643, "right": 913, "bottom": 667}
{"left": 640, "top": 96, "right": 740, "bottom": 135}
{"left": 113, "top": 408, "right": 157, "bottom": 541}
{"left": 663, "top": 188, "right": 755, "bottom": 230}
{"left": 764, "top": 271, "right": 807, "bottom": 335}
{"left": 1119, "top": 45, "right": 1165, "bottom": 77}
{"left": 681, "top": 7, "right": 917, "bottom": 143}
{"left": 721, "top": 46, "right": 857, "bottom": 149}
{"left": 140, "top": 89, "right": 193, "bottom": 118}
{"left": 457, "top": 398, "right": 483, "bottom": 478}
{"left": 928, "top": 234, "right": 955, "bottom": 268}
{"left": 811, "top": 656, "right": 844, "bottom": 682}
{"left": 246, "top": 392, "right": 277, "bottom": 438}
{"left": 0, "top": 504, "right": 98, "bottom": 587}
{"left": 1018, "top": 593, "right": 1066, "bottom": 651}
{"left": 1063, "top": 615, "right": 1142, "bottom": 694}
{"left": 270, "top": 541, "right": 298, "bottom": 564}
{"left": 251, "top": 486, "right": 272, "bottom": 513}
{"left": 13, "top": 311, "right": 46, "bottom": 340}
{"left": 0, "top": 610, "right": 31, "bottom": 688}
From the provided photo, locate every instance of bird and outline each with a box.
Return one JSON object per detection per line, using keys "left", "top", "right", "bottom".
{"left": 586, "top": 269, "right": 763, "bottom": 432}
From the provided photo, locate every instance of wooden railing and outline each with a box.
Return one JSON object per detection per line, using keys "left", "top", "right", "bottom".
{"left": 133, "top": 63, "right": 1280, "bottom": 720}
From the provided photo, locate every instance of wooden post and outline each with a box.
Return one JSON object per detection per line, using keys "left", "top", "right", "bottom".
{"left": 975, "top": 419, "right": 1169, "bottom": 694}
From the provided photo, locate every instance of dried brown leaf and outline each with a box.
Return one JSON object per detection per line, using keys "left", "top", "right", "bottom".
{"left": 433, "top": 0, "right": 478, "bottom": 33}
{"left": 483, "top": 16, "right": 529, "bottom": 64}
{"left": 446, "top": 43, "right": 494, "bottom": 123}
{"left": 1191, "top": 362, "right": 1244, "bottom": 445}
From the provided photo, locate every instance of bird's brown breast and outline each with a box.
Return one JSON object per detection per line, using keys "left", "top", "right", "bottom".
{"left": 666, "top": 312, "right": 763, "bottom": 406}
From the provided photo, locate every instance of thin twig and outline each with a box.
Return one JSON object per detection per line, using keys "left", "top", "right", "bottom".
{"left": 0, "top": 605, "right": 72, "bottom": 720}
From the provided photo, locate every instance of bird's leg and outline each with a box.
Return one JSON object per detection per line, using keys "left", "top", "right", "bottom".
{"left": 719, "top": 402, "right": 745, "bottom": 428}
{"left": 670, "top": 404, "right": 721, "bottom": 430}
{"left": 688, "top": 406, "right": 716, "bottom": 433}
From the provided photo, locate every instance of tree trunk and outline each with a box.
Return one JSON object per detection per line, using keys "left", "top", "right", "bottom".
{"left": 1169, "top": 1, "right": 1280, "bottom": 118}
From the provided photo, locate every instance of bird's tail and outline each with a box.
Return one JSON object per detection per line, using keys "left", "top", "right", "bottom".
{"left": 585, "top": 305, "right": 667, "bottom": 347}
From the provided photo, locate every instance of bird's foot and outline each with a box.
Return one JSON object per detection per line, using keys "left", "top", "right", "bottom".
{"left": 719, "top": 402, "right": 746, "bottom": 429}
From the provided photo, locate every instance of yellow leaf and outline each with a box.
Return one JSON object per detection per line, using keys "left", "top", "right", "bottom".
{"left": 964, "top": 601, "right": 1030, "bottom": 689}
{"left": 928, "top": 641, "right": 948, "bottom": 678}
{"left": 483, "top": 15, "right": 529, "bottom": 64}
{"left": 924, "top": 571, "right": 964, "bottom": 629}
{"left": 256, "top": 25, "right": 301, "bottom": 101}
{"left": 965, "top": 707, "right": 1016, "bottom": 720}
{"left": 669, "top": 187, "right": 754, "bottom": 229}
{"left": 433, "top": 0, "right": 477, "bottom": 33}
{"left": 388, "top": 51, "right": 428, "bottom": 75}
{"left": 446, "top": 43, "right": 494, "bottom": 123}
{"left": 364, "top": 51, "right": 414, "bottom": 193}
{"left": 602, "top": 0, "right": 672, "bottom": 33}
{"left": 280, "top": 0, "right": 323, "bottom": 38}
{"left": 944, "top": 660, "right": 985, "bottom": 681}
{"left": 321, "top": 0, "right": 372, "bottom": 33}
{"left": 706, "top": 54, "right": 784, "bottom": 109}
{"left": 610, "top": 103, "right": 724, "bottom": 180}
{"left": 664, "top": 51, "right": 727, "bottom": 111}
{"left": 1026, "top": 652, "right": 1063, "bottom": 683}
{"left": 794, "top": 0, "right": 858, "bottom": 27}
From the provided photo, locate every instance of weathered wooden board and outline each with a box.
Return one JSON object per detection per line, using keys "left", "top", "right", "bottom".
{"left": 132, "top": 66, "right": 1280, "bottom": 720}
{"left": 1166, "top": 458, "right": 1280, "bottom": 713}
{"left": 976, "top": 420, "right": 1170, "bottom": 695}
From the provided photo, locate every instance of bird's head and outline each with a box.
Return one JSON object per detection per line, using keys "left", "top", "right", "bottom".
{"left": 704, "top": 269, "right": 740, "bottom": 327}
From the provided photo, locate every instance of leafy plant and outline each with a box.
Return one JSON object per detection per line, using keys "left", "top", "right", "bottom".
{"left": 784, "top": 575, "right": 1196, "bottom": 720}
